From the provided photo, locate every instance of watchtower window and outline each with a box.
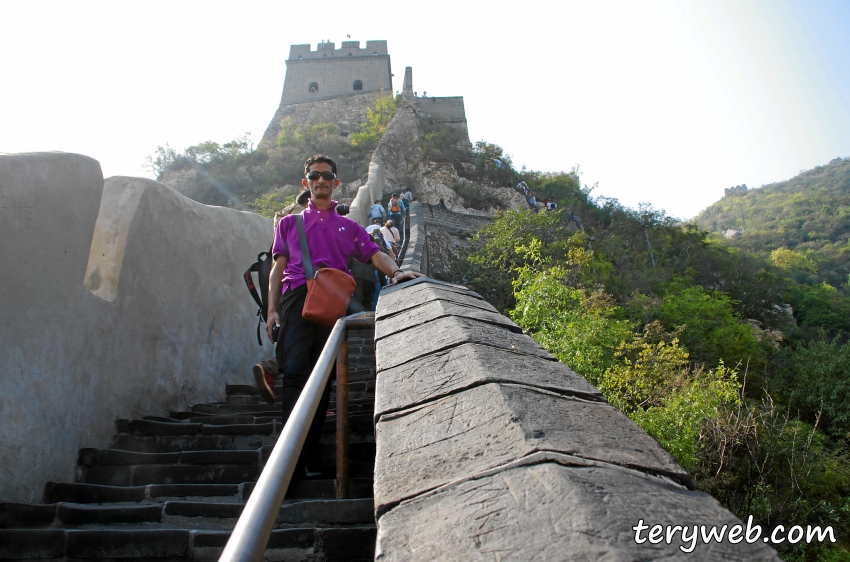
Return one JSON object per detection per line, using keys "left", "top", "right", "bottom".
{"left": 309, "top": 82, "right": 318, "bottom": 93}
{"left": 353, "top": 80, "right": 363, "bottom": 91}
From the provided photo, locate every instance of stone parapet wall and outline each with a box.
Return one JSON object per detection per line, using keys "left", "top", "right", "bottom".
{"left": 0, "top": 153, "right": 269, "bottom": 502}
{"left": 399, "top": 202, "right": 426, "bottom": 276}
{"left": 420, "top": 204, "right": 493, "bottom": 235}
{"left": 415, "top": 96, "right": 466, "bottom": 122}
{"left": 371, "top": 285, "right": 779, "bottom": 557}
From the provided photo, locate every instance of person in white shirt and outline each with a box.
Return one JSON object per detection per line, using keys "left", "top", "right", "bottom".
{"left": 381, "top": 219, "right": 400, "bottom": 249}
{"left": 365, "top": 218, "right": 383, "bottom": 235}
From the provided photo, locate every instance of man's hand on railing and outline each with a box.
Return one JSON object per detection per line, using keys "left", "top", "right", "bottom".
{"left": 390, "top": 270, "right": 424, "bottom": 286}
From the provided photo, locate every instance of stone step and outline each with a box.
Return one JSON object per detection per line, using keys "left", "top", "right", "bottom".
{"left": 116, "top": 418, "right": 277, "bottom": 435}
{"left": 191, "top": 526, "right": 376, "bottom": 562}
{"left": 44, "top": 482, "right": 148, "bottom": 503}
{"left": 276, "top": 498, "right": 374, "bottom": 526}
{"left": 260, "top": 442, "right": 375, "bottom": 464}
{"left": 244, "top": 478, "right": 373, "bottom": 501}
{"left": 3, "top": 497, "right": 375, "bottom": 528}
{"left": 44, "top": 478, "right": 374, "bottom": 505}
{"left": 78, "top": 448, "right": 262, "bottom": 467}
{"left": 0, "top": 526, "right": 375, "bottom": 561}
{"left": 111, "top": 432, "right": 277, "bottom": 453}
{"left": 0, "top": 501, "right": 164, "bottom": 526}
{"left": 79, "top": 463, "right": 262, "bottom": 487}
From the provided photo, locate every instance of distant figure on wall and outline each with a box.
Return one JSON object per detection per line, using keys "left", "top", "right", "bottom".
{"left": 387, "top": 193, "right": 406, "bottom": 228}
{"left": 438, "top": 198, "right": 447, "bottom": 210}
{"left": 368, "top": 199, "right": 386, "bottom": 223}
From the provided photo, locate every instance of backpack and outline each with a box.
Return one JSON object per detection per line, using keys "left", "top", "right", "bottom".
{"left": 244, "top": 246, "right": 273, "bottom": 345}
{"left": 389, "top": 199, "right": 401, "bottom": 213}
{"left": 370, "top": 230, "right": 390, "bottom": 254}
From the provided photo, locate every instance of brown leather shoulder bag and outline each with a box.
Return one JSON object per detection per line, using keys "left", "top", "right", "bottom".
{"left": 295, "top": 214, "right": 356, "bottom": 328}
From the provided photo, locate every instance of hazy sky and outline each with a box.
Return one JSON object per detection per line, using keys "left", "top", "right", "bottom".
{"left": 2, "top": 0, "right": 849, "bottom": 219}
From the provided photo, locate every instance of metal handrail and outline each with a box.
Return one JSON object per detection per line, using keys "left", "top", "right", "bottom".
{"left": 219, "top": 311, "right": 376, "bottom": 562}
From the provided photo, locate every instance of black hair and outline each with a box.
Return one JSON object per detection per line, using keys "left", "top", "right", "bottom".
{"left": 303, "top": 154, "right": 338, "bottom": 176}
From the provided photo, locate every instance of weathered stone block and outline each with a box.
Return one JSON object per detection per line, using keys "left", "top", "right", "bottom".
{"left": 375, "top": 343, "right": 603, "bottom": 418}
{"left": 376, "top": 316, "right": 553, "bottom": 371}
{"left": 378, "top": 276, "right": 480, "bottom": 296}
{"left": 374, "top": 383, "right": 688, "bottom": 511}
{"left": 57, "top": 502, "right": 162, "bottom": 525}
{"left": 376, "top": 460, "right": 779, "bottom": 561}
{"left": 375, "top": 299, "right": 519, "bottom": 341}
{"left": 376, "top": 282, "right": 492, "bottom": 320}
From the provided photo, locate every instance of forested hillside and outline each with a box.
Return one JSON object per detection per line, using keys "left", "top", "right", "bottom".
{"left": 696, "top": 157, "right": 850, "bottom": 291}
{"left": 441, "top": 153, "right": 850, "bottom": 562}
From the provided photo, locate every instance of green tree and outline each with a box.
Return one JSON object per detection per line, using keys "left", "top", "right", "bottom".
{"left": 652, "top": 283, "right": 764, "bottom": 369}
{"left": 348, "top": 94, "right": 399, "bottom": 149}
{"left": 771, "top": 247, "right": 818, "bottom": 275}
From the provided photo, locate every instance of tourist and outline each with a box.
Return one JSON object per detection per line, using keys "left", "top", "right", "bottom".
{"left": 381, "top": 219, "right": 401, "bottom": 261}
{"left": 266, "top": 155, "right": 422, "bottom": 478}
{"left": 368, "top": 199, "right": 386, "bottom": 223}
{"left": 365, "top": 218, "right": 383, "bottom": 235}
{"left": 387, "top": 193, "right": 405, "bottom": 227}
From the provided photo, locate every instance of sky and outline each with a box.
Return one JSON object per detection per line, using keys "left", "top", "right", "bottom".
{"left": 2, "top": 0, "right": 849, "bottom": 220}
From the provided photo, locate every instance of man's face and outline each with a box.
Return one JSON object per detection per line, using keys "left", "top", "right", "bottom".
{"left": 302, "top": 162, "right": 340, "bottom": 200}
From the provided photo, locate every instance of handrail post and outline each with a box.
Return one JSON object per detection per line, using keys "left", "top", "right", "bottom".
{"left": 335, "top": 327, "right": 350, "bottom": 499}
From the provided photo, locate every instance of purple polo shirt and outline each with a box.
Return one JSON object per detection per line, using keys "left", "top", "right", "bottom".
{"left": 272, "top": 199, "right": 381, "bottom": 294}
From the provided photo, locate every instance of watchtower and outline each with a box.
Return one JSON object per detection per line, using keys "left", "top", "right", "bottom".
{"left": 281, "top": 40, "right": 393, "bottom": 105}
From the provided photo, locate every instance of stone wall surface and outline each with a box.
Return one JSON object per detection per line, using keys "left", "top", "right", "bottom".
{"left": 373, "top": 211, "right": 779, "bottom": 560}
{"left": 281, "top": 40, "right": 392, "bottom": 105}
{"left": 0, "top": 153, "right": 270, "bottom": 502}
{"left": 259, "top": 90, "right": 387, "bottom": 151}
{"left": 420, "top": 204, "right": 493, "bottom": 235}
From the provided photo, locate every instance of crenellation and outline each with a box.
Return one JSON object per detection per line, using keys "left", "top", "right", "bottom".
{"left": 281, "top": 40, "right": 392, "bottom": 105}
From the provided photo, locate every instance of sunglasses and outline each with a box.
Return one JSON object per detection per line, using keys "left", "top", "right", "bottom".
{"left": 306, "top": 171, "right": 336, "bottom": 181}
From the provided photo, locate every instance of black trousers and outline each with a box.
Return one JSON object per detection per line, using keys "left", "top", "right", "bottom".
{"left": 274, "top": 286, "right": 334, "bottom": 463}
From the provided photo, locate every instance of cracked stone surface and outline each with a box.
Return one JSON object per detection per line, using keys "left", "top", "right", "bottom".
{"left": 376, "top": 282, "right": 492, "bottom": 320}
{"left": 378, "top": 276, "right": 480, "bottom": 299}
{"left": 375, "top": 461, "right": 780, "bottom": 561}
{"left": 375, "top": 300, "right": 519, "bottom": 341}
{"left": 374, "top": 343, "right": 603, "bottom": 418}
{"left": 376, "top": 316, "right": 552, "bottom": 371}
{"left": 374, "top": 383, "right": 689, "bottom": 511}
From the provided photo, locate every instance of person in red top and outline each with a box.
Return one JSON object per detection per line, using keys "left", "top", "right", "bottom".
{"left": 266, "top": 154, "right": 422, "bottom": 478}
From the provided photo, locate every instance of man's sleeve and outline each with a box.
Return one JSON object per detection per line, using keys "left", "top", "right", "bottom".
{"left": 271, "top": 217, "right": 289, "bottom": 259}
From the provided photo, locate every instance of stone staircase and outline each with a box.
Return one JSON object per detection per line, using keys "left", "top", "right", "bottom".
{"left": 0, "top": 330, "right": 378, "bottom": 561}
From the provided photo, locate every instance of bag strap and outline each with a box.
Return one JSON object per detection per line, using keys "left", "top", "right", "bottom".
{"left": 295, "top": 214, "right": 315, "bottom": 280}
{"left": 243, "top": 264, "right": 263, "bottom": 311}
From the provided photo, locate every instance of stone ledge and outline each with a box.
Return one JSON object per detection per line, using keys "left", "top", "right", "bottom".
{"left": 375, "top": 299, "right": 519, "bottom": 341}
{"left": 375, "top": 456, "right": 780, "bottom": 561}
{"left": 374, "top": 343, "right": 604, "bottom": 420}
{"left": 373, "top": 383, "right": 689, "bottom": 512}
{"left": 376, "top": 283, "right": 495, "bottom": 321}
{"left": 376, "top": 316, "right": 553, "bottom": 372}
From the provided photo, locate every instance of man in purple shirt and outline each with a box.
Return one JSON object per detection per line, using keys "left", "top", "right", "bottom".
{"left": 266, "top": 154, "right": 422, "bottom": 478}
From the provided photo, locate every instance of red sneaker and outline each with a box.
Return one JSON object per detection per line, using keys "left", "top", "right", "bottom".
{"left": 253, "top": 364, "right": 276, "bottom": 404}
